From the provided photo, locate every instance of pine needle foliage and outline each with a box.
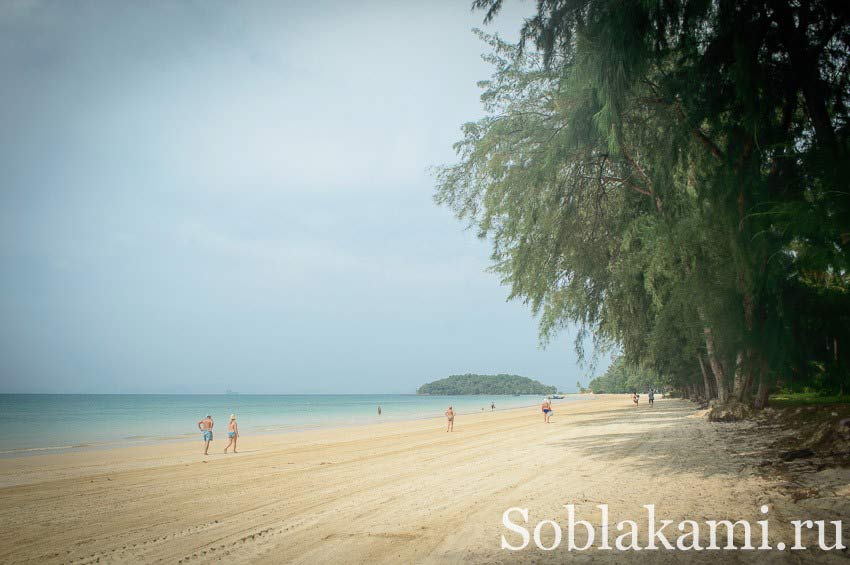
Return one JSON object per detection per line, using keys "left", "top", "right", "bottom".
{"left": 438, "top": 0, "right": 850, "bottom": 400}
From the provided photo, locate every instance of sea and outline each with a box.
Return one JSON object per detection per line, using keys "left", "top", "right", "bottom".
{"left": 0, "top": 394, "right": 589, "bottom": 456}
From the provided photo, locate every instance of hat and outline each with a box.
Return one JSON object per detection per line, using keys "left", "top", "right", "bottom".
{"left": 230, "top": 414, "right": 236, "bottom": 420}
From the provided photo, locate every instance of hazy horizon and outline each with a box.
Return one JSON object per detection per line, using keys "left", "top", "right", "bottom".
{"left": 0, "top": 0, "right": 612, "bottom": 395}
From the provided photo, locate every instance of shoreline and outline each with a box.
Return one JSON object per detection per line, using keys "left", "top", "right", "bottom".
{"left": 3, "top": 395, "right": 842, "bottom": 564}
{"left": 0, "top": 395, "right": 592, "bottom": 460}
{"left": 0, "top": 397, "right": 589, "bottom": 489}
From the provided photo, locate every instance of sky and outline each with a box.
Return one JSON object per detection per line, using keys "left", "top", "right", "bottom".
{"left": 0, "top": 0, "right": 611, "bottom": 394}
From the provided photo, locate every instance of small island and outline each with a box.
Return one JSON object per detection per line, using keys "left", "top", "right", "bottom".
{"left": 417, "top": 374, "right": 557, "bottom": 395}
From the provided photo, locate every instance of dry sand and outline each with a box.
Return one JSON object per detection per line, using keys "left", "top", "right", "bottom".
{"left": 0, "top": 395, "right": 847, "bottom": 564}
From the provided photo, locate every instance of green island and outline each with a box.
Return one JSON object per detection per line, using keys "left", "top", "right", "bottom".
{"left": 417, "top": 374, "right": 557, "bottom": 395}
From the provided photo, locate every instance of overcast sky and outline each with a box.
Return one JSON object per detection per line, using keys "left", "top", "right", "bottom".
{"left": 0, "top": 0, "right": 610, "bottom": 394}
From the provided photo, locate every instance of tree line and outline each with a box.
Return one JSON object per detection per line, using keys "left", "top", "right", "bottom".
{"left": 436, "top": 0, "right": 849, "bottom": 407}
{"left": 588, "top": 357, "right": 665, "bottom": 394}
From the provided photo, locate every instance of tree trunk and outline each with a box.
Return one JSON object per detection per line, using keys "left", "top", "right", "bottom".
{"left": 732, "top": 350, "right": 744, "bottom": 400}
{"left": 733, "top": 347, "right": 758, "bottom": 402}
{"left": 698, "top": 353, "right": 713, "bottom": 400}
{"left": 754, "top": 379, "right": 769, "bottom": 410}
{"left": 690, "top": 269, "right": 729, "bottom": 403}
{"left": 701, "top": 321, "right": 728, "bottom": 403}
{"left": 740, "top": 350, "right": 755, "bottom": 402}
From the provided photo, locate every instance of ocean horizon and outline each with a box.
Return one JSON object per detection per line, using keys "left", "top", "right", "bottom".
{"left": 0, "top": 393, "right": 589, "bottom": 456}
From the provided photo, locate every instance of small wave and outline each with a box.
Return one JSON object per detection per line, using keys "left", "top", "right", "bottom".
{"left": 124, "top": 434, "right": 193, "bottom": 441}
{"left": 0, "top": 445, "right": 76, "bottom": 454}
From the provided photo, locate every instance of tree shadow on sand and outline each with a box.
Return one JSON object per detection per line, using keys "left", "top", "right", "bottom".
{"left": 546, "top": 400, "right": 753, "bottom": 479}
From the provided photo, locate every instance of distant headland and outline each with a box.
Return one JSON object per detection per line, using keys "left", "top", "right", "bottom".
{"left": 416, "top": 374, "right": 557, "bottom": 395}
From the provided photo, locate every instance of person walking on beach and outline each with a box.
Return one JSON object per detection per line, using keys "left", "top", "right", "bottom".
{"left": 541, "top": 398, "right": 552, "bottom": 423}
{"left": 224, "top": 414, "right": 239, "bottom": 454}
{"left": 491, "top": 401, "right": 495, "bottom": 411}
{"left": 648, "top": 390, "right": 655, "bottom": 407}
{"left": 445, "top": 406, "right": 455, "bottom": 432}
{"left": 198, "top": 415, "right": 214, "bottom": 455}
{"left": 378, "top": 405, "right": 382, "bottom": 415}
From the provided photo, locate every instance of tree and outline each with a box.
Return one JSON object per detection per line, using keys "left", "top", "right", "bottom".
{"left": 588, "top": 356, "right": 666, "bottom": 394}
{"left": 436, "top": 1, "right": 850, "bottom": 404}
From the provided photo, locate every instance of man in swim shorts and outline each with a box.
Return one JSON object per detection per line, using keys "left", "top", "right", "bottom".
{"left": 445, "top": 406, "right": 455, "bottom": 432}
{"left": 198, "top": 414, "right": 214, "bottom": 455}
{"left": 541, "top": 398, "right": 552, "bottom": 423}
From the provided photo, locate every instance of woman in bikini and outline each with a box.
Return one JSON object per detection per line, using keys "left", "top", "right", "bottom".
{"left": 224, "top": 414, "right": 239, "bottom": 453}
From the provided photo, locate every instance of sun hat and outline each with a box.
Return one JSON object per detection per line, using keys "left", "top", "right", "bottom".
{"left": 230, "top": 414, "right": 236, "bottom": 420}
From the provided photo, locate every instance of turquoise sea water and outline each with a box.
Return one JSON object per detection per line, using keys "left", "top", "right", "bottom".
{"left": 0, "top": 394, "right": 588, "bottom": 456}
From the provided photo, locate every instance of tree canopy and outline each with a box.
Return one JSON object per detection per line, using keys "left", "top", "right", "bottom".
{"left": 437, "top": 0, "right": 850, "bottom": 405}
{"left": 417, "top": 374, "right": 557, "bottom": 395}
{"left": 588, "top": 357, "right": 665, "bottom": 394}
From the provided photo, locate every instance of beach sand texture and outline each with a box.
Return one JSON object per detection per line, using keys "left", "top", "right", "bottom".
{"left": 0, "top": 395, "right": 847, "bottom": 564}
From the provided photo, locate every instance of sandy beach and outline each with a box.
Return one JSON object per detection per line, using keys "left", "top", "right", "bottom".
{"left": 1, "top": 395, "right": 847, "bottom": 564}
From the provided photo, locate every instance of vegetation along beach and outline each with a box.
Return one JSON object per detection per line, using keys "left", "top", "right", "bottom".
{"left": 1, "top": 0, "right": 848, "bottom": 563}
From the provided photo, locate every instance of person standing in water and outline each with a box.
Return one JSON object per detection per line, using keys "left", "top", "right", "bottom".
{"left": 197, "top": 414, "right": 214, "bottom": 455}
{"left": 541, "top": 398, "right": 552, "bottom": 423}
{"left": 445, "top": 406, "right": 455, "bottom": 432}
{"left": 377, "top": 405, "right": 382, "bottom": 415}
{"left": 224, "top": 414, "right": 239, "bottom": 454}
{"left": 491, "top": 402, "right": 495, "bottom": 411}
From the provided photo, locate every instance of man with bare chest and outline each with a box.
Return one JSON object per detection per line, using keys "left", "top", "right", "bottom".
{"left": 197, "top": 415, "right": 214, "bottom": 455}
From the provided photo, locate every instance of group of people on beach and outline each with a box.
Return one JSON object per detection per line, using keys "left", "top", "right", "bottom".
{"left": 197, "top": 414, "right": 239, "bottom": 455}
{"left": 444, "top": 398, "right": 554, "bottom": 431}
{"left": 632, "top": 389, "right": 657, "bottom": 407}
{"left": 198, "top": 393, "right": 642, "bottom": 453}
